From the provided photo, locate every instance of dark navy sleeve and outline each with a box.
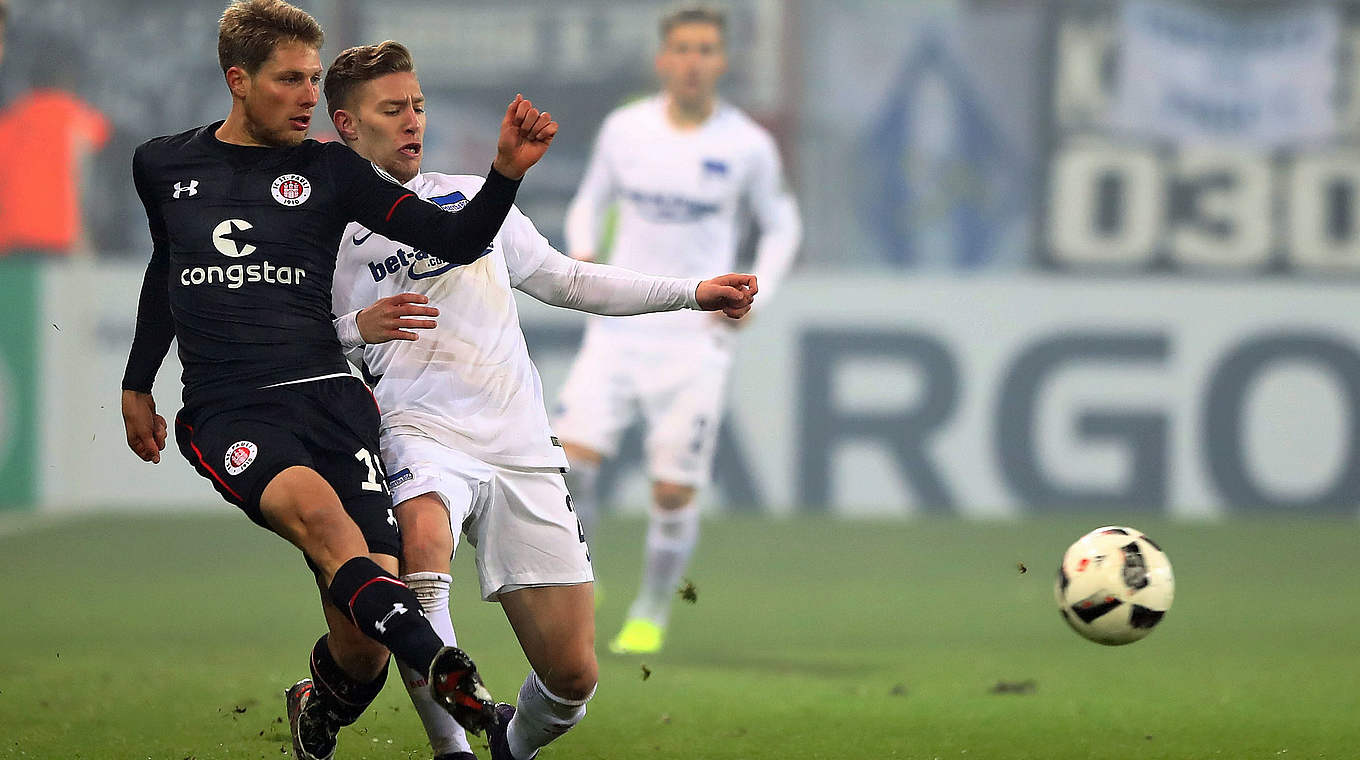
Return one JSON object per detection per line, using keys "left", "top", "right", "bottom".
{"left": 324, "top": 143, "right": 519, "bottom": 266}
{"left": 121, "top": 144, "right": 176, "bottom": 393}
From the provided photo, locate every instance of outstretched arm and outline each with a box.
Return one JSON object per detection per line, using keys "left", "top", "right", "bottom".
{"left": 516, "top": 251, "right": 756, "bottom": 319}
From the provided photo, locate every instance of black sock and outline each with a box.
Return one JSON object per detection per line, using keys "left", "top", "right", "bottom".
{"left": 307, "top": 635, "right": 389, "bottom": 727}
{"left": 327, "top": 557, "right": 442, "bottom": 676}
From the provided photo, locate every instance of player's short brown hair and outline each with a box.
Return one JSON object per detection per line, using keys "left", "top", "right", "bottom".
{"left": 659, "top": 6, "right": 727, "bottom": 43}
{"left": 323, "top": 41, "right": 416, "bottom": 119}
{"left": 217, "top": 0, "right": 324, "bottom": 75}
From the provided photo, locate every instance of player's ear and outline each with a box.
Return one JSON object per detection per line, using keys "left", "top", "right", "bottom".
{"left": 332, "top": 109, "right": 358, "bottom": 142}
{"left": 224, "top": 66, "right": 250, "bottom": 99}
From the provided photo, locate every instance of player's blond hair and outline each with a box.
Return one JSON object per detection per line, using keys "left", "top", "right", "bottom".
{"left": 323, "top": 41, "right": 416, "bottom": 119}
{"left": 659, "top": 5, "right": 727, "bottom": 43}
{"left": 217, "top": 0, "right": 324, "bottom": 75}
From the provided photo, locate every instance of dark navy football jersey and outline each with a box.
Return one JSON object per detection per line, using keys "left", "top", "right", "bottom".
{"left": 123, "top": 121, "right": 519, "bottom": 407}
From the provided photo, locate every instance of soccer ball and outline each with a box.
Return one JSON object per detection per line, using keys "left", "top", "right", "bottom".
{"left": 1054, "top": 526, "right": 1174, "bottom": 645}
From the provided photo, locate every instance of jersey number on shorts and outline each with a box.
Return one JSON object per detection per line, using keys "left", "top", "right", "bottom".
{"left": 355, "top": 448, "right": 390, "bottom": 494}
{"left": 566, "top": 494, "right": 586, "bottom": 544}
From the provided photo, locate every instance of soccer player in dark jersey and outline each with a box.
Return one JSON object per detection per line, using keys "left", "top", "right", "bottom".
{"left": 117, "top": 2, "right": 557, "bottom": 758}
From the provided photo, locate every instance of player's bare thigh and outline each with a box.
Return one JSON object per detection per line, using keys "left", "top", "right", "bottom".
{"left": 258, "top": 465, "right": 377, "bottom": 579}
{"left": 393, "top": 492, "right": 455, "bottom": 574}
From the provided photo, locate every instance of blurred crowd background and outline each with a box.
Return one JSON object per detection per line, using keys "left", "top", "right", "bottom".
{"left": 3, "top": 0, "right": 1358, "bottom": 519}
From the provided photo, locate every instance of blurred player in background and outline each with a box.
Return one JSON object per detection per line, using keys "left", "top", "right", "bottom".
{"left": 118, "top": 2, "right": 555, "bottom": 758}
{"left": 556, "top": 6, "right": 802, "bottom": 655}
{"left": 325, "top": 41, "right": 756, "bottom": 760}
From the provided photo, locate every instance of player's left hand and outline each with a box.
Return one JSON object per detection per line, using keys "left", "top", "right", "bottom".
{"left": 695, "top": 273, "right": 757, "bottom": 320}
{"left": 492, "top": 94, "right": 559, "bottom": 180}
{"left": 357, "top": 292, "right": 439, "bottom": 343}
{"left": 121, "top": 389, "right": 167, "bottom": 464}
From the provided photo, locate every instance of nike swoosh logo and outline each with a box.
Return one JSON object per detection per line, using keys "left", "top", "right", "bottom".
{"left": 353, "top": 230, "right": 374, "bottom": 245}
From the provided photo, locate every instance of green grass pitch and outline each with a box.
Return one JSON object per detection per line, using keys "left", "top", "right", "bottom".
{"left": 1, "top": 512, "right": 1356, "bottom": 759}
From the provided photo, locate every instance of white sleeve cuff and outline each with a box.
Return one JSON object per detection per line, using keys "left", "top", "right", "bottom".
{"left": 333, "top": 309, "right": 364, "bottom": 349}
{"left": 684, "top": 279, "right": 703, "bottom": 310}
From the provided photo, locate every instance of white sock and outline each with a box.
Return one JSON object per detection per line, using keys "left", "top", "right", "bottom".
{"left": 398, "top": 572, "right": 473, "bottom": 758}
{"left": 564, "top": 461, "right": 601, "bottom": 545}
{"left": 626, "top": 504, "right": 699, "bottom": 627}
{"left": 507, "top": 670, "right": 592, "bottom": 760}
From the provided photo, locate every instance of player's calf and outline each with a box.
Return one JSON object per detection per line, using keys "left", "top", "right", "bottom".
{"left": 498, "top": 671, "right": 594, "bottom": 760}
{"left": 309, "top": 634, "right": 389, "bottom": 726}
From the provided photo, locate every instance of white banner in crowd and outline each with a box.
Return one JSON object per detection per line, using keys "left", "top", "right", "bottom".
{"left": 33, "top": 262, "right": 1360, "bottom": 519}
{"left": 1115, "top": 1, "right": 1338, "bottom": 146}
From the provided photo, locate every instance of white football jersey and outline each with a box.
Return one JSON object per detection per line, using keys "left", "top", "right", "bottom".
{"left": 565, "top": 95, "right": 801, "bottom": 341}
{"left": 334, "top": 172, "right": 567, "bottom": 468}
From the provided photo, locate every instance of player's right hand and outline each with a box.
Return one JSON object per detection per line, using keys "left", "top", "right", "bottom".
{"left": 492, "top": 94, "right": 559, "bottom": 180}
{"left": 695, "top": 273, "right": 758, "bottom": 319}
{"left": 357, "top": 292, "right": 440, "bottom": 343}
{"left": 121, "top": 389, "right": 167, "bottom": 464}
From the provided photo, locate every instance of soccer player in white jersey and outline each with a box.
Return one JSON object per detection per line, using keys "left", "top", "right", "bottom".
{"left": 323, "top": 42, "right": 757, "bottom": 760}
{"left": 557, "top": 6, "right": 802, "bottom": 655}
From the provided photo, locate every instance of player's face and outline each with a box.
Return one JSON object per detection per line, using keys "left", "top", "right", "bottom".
{"left": 657, "top": 22, "right": 727, "bottom": 108}
{"left": 346, "top": 71, "right": 426, "bottom": 183}
{"left": 239, "top": 42, "right": 323, "bottom": 147}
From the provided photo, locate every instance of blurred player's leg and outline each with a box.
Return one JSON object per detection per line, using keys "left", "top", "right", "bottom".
{"left": 494, "top": 584, "right": 597, "bottom": 760}
{"left": 611, "top": 339, "right": 727, "bottom": 654}
{"left": 394, "top": 492, "right": 477, "bottom": 759}
{"left": 560, "top": 444, "right": 601, "bottom": 546}
{"left": 612, "top": 483, "right": 698, "bottom": 654}
{"left": 555, "top": 331, "right": 637, "bottom": 555}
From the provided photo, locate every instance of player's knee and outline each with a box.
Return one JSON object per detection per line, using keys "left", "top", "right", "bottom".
{"left": 398, "top": 530, "right": 453, "bottom": 575}
{"left": 541, "top": 656, "right": 598, "bottom": 703}
{"left": 395, "top": 497, "right": 454, "bottom": 572}
{"left": 652, "top": 482, "right": 694, "bottom": 510}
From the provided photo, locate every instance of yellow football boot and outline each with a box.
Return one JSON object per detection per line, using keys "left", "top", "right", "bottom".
{"left": 608, "top": 618, "right": 664, "bottom": 654}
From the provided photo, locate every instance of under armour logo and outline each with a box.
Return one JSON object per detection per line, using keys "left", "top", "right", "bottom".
{"left": 375, "top": 603, "right": 408, "bottom": 634}
{"left": 387, "top": 509, "right": 399, "bottom": 531}
{"left": 172, "top": 180, "right": 199, "bottom": 199}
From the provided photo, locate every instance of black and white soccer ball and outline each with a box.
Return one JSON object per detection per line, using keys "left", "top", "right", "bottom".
{"left": 1055, "top": 526, "right": 1174, "bottom": 646}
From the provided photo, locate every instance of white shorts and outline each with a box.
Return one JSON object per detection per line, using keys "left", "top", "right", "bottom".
{"left": 552, "top": 328, "right": 734, "bottom": 487}
{"left": 383, "top": 432, "right": 593, "bottom": 601}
